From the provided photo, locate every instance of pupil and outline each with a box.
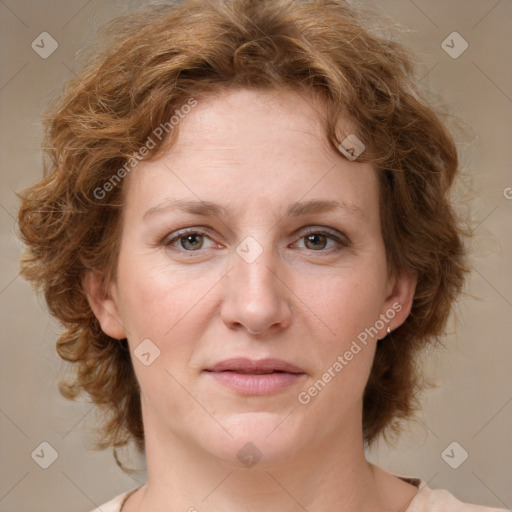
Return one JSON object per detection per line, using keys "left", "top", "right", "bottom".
{"left": 306, "top": 234, "right": 326, "bottom": 250}
{"left": 182, "top": 234, "right": 202, "bottom": 250}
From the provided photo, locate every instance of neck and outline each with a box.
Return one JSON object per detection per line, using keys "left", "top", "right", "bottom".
{"left": 133, "top": 410, "right": 390, "bottom": 512}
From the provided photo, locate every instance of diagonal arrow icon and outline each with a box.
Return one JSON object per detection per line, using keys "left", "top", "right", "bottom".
{"left": 445, "top": 39, "right": 455, "bottom": 48}
{"left": 35, "top": 39, "right": 45, "bottom": 48}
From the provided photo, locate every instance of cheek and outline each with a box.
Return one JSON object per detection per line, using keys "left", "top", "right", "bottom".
{"left": 115, "top": 253, "right": 221, "bottom": 364}
{"left": 116, "top": 252, "right": 191, "bottom": 332}
{"left": 295, "top": 273, "right": 384, "bottom": 416}
{"left": 115, "top": 261, "right": 212, "bottom": 408}
{"left": 296, "top": 260, "right": 388, "bottom": 344}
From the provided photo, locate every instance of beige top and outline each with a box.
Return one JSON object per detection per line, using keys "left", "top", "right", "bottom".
{"left": 91, "top": 478, "right": 509, "bottom": 512}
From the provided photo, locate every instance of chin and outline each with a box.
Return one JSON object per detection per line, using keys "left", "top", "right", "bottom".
{"left": 209, "top": 411, "right": 307, "bottom": 469}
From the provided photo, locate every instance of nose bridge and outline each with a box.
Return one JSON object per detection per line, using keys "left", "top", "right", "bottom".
{"left": 234, "top": 234, "right": 283, "bottom": 303}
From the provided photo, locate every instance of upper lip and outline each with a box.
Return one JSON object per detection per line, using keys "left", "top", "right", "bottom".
{"left": 205, "top": 358, "right": 305, "bottom": 374}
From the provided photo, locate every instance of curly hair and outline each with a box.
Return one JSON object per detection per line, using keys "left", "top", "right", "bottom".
{"left": 17, "top": 0, "right": 468, "bottom": 467}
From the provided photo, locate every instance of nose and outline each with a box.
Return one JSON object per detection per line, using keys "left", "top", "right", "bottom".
{"left": 220, "top": 240, "right": 292, "bottom": 336}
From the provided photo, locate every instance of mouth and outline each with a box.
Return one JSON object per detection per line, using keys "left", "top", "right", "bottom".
{"left": 205, "top": 357, "right": 305, "bottom": 374}
{"left": 204, "top": 358, "right": 306, "bottom": 395}
{"left": 217, "top": 369, "right": 291, "bottom": 374}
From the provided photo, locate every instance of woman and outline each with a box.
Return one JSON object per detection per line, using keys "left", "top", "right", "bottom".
{"left": 17, "top": 0, "right": 508, "bottom": 511}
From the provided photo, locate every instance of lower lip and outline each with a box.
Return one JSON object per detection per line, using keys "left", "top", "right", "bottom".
{"left": 206, "top": 371, "right": 306, "bottom": 395}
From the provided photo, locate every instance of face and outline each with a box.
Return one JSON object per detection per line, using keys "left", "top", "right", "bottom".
{"left": 87, "top": 87, "right": 415, "bottom": 467}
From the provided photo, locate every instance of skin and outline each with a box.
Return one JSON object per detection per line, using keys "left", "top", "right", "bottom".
{"left": 85, "top": 87, "right": 419, "bottom": 512}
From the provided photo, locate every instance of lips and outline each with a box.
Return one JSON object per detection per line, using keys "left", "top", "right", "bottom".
{"left": 204, "top": 358, "right": 306, "bottom": 395}
{"left": 205, "top": 358, "right": 305, "bottom": 375}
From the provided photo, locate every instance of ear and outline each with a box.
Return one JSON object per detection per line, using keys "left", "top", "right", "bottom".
{"left": 380, "top": 269, "right": 417, "bottom": 335}
{"left": 82, "top": 270, "right": 127, "bottom": 340}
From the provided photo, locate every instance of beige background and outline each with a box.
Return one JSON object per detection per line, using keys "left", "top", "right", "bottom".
{"left": 1, "top": 1, "right": 511, "bottom": 511}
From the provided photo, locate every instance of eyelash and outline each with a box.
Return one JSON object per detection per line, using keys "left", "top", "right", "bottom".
{"left": 163, "top": 227, "right": 349, "bottom": 255}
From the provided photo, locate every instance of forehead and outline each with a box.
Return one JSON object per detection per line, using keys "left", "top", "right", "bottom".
{"left": 124, "top": 87, "right": 379, "bottom": 222}
{"left": 168, "top": 87, "right": 338, "bottom": 163}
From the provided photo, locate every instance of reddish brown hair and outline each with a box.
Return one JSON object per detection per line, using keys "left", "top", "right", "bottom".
{"left": 18, "top": 0, "right": 468, "bottom": 467}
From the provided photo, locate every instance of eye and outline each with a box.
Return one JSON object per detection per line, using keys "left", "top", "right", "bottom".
{"left": 162, "top": 227, "right": 349, "bottom": 254}
{"left": 294, "top": 228, "right": 348, "bottom": 252}
{"left": 164, "top": 229, "right": 217, "bottom": 251}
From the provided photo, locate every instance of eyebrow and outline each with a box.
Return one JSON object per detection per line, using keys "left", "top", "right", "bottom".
{"left": 143, "top": 198, "right": 362, "bottom": 221}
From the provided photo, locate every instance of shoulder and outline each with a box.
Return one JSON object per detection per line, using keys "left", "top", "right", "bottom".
{"left": 407, "top": 481, "right": 509, "bottom": 512}
{"left": 88, "top": 489, "right": 134, "bottom": 512}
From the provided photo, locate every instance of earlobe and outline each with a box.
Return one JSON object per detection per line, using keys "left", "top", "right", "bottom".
{"left": 82, "top": 270, "right": 127, "bottom": 340}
